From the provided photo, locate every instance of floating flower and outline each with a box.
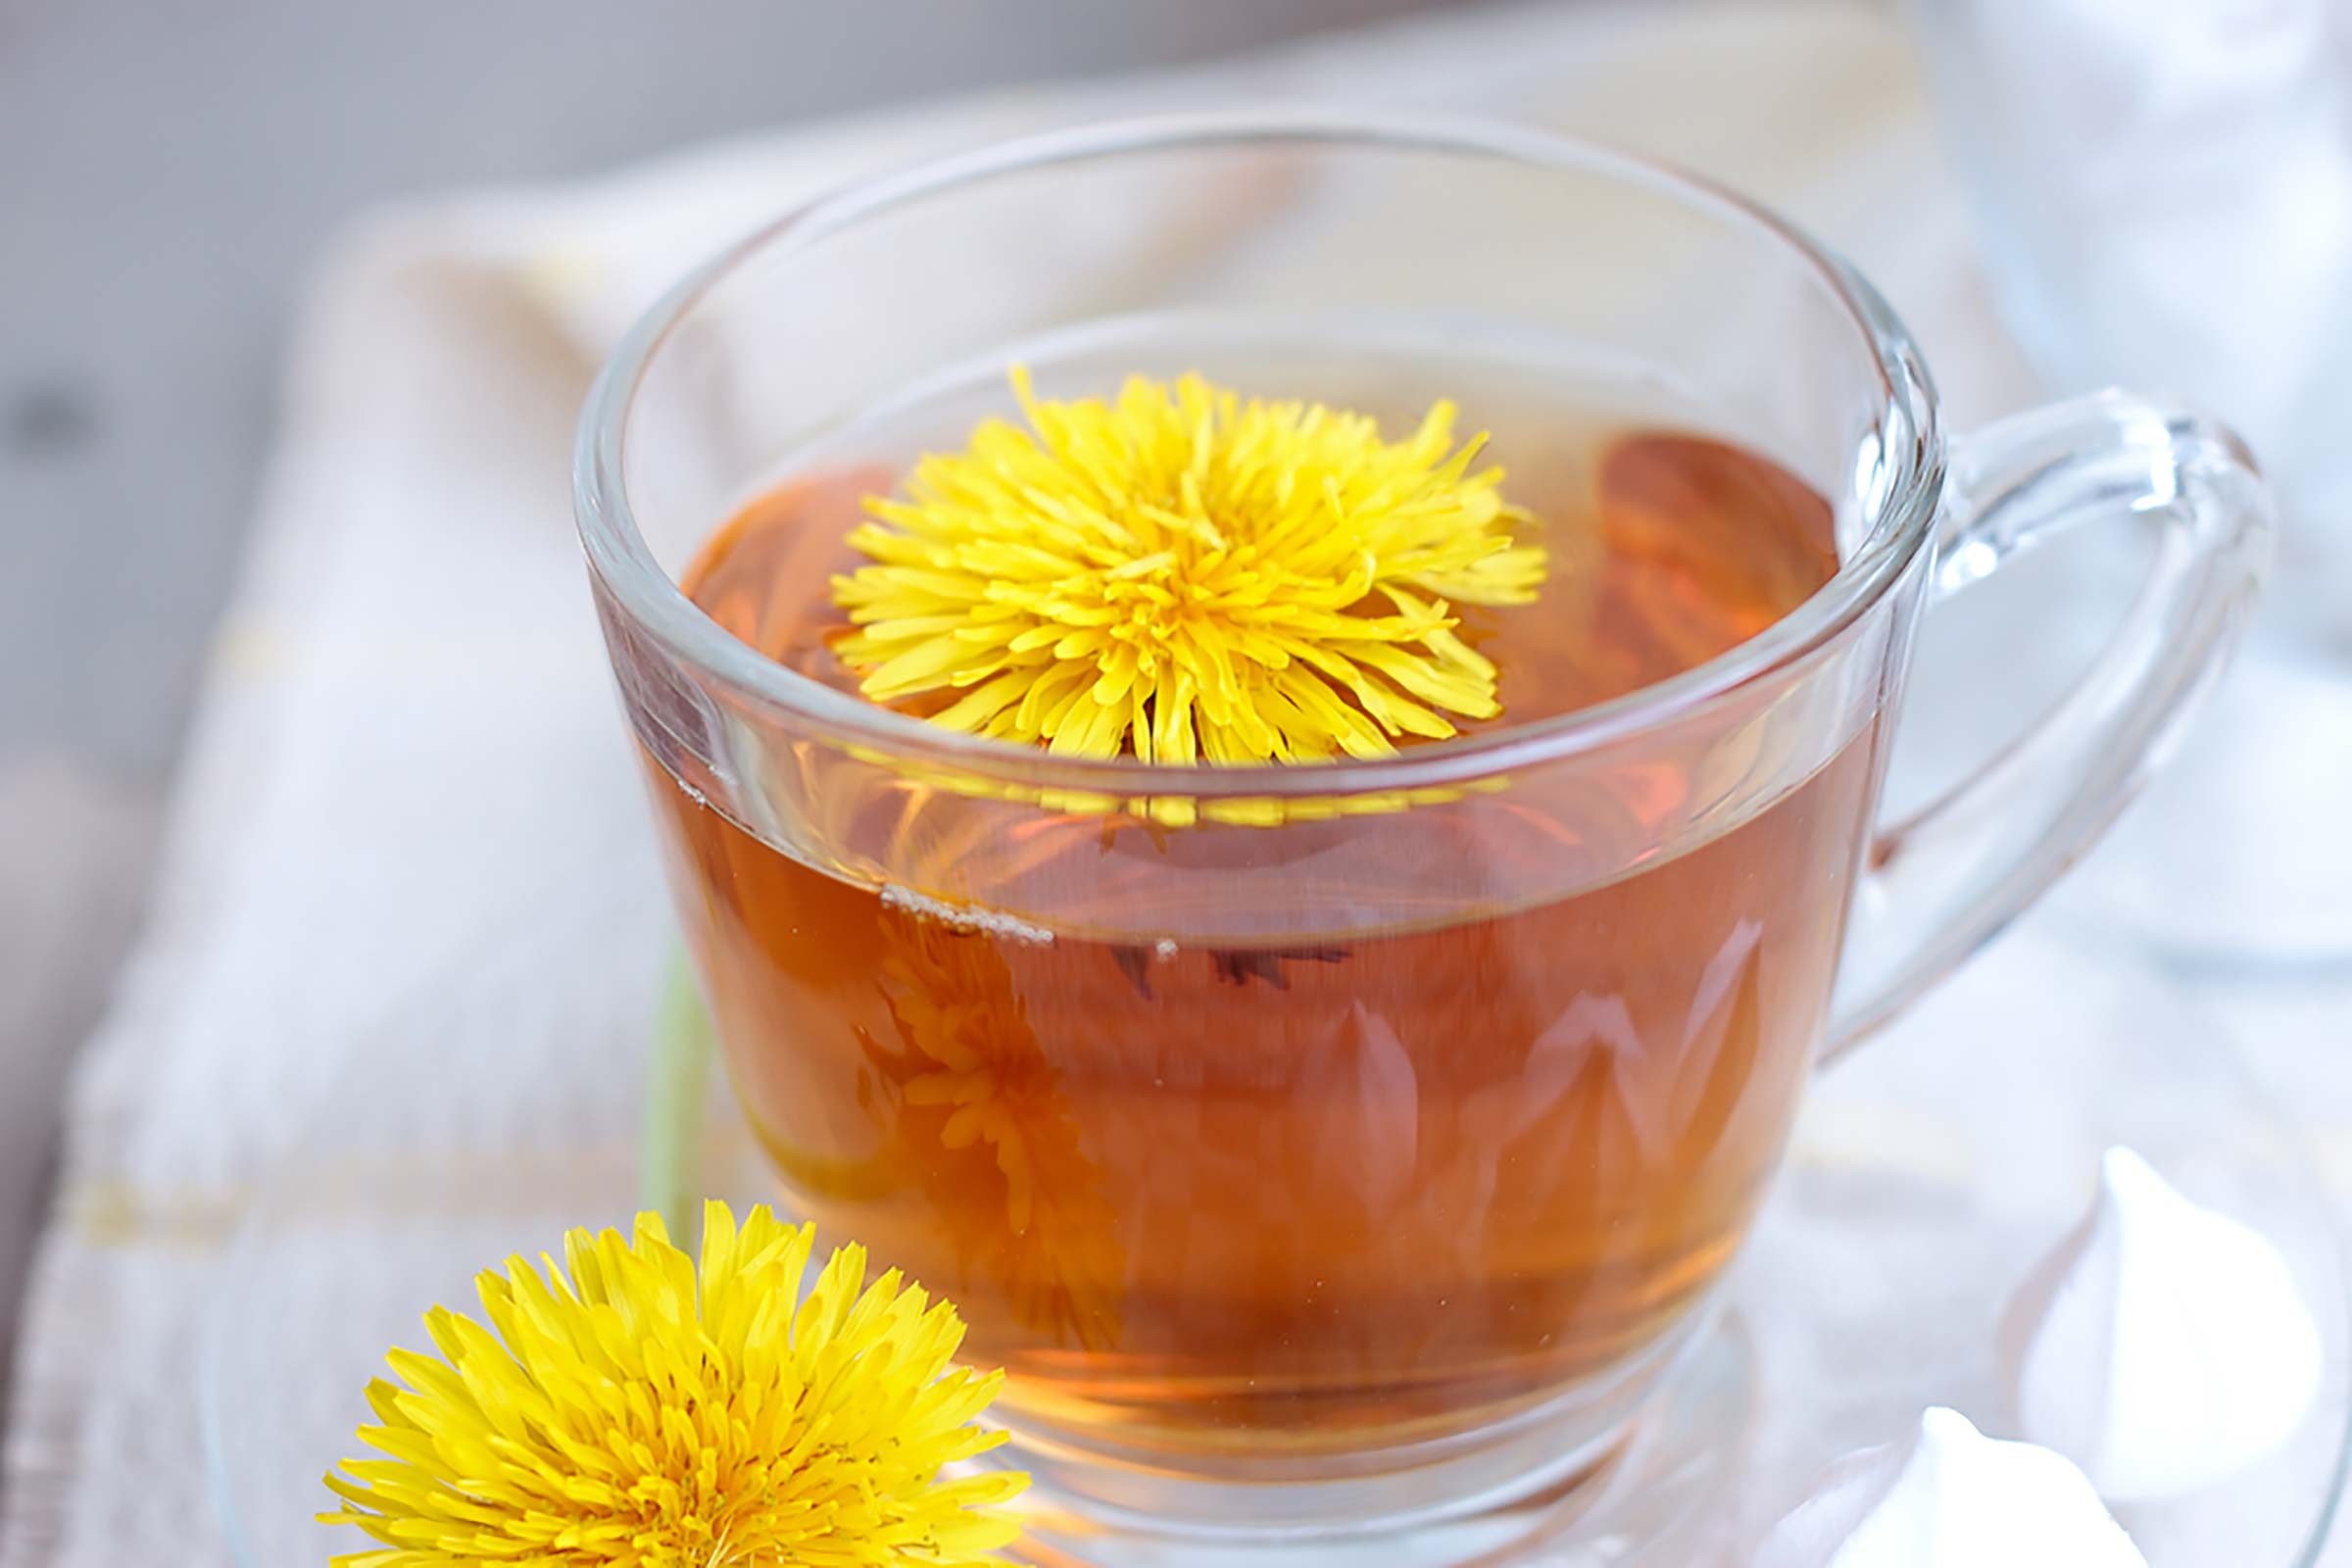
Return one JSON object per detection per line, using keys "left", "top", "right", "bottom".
{"left": 321, "top": 1201, "right": 1025, "bottom": 1567}
{"left": 832, "top": 368, "right": 1546, "bottom": 762}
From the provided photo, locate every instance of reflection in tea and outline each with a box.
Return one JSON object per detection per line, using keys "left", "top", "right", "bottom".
{"left": 647, "top": 405, "right": 1880, "bottom": 1459}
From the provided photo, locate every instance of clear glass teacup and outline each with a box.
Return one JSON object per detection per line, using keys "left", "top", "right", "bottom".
{"left": 574, "top": 114, "right": 2268, "bottom": 1558}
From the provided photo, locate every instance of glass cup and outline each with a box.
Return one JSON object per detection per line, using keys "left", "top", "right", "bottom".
{"left": 573, "top": 115, "right": 2269, "bottom": 1559}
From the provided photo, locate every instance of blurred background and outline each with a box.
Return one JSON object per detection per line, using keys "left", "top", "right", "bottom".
{"left": 8, "top": 0, "right": 2352, "bottom": 1559}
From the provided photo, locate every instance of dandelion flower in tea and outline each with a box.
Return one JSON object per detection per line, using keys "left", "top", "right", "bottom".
{"left": 831, "top": 368, "right": 1548, "bottom": 761}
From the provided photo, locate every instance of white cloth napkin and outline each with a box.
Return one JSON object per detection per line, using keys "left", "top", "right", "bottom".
{"left": 4, "top": 3, "right": 2345, "bottom": 1565}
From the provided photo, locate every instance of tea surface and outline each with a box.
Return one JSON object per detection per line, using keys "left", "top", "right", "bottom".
{"left": 651, "top": 371, "right": 1876, "bottom": 1457}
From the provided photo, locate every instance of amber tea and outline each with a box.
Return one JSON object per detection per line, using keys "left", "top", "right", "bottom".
{"left": 640, "top": 354, "right": 1882, "bottom": 1463}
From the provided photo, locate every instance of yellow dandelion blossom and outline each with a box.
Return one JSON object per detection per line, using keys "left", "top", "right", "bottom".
{"left": 831, "top": 368, "right": 1546, "bottom": 763}
{"left": 320, "top": 1201, "right": 1026, "bottom": 1567}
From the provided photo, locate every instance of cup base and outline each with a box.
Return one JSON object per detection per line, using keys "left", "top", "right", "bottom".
{"left": 995, "top": 1312, "right": 1753, "bottom": 1566}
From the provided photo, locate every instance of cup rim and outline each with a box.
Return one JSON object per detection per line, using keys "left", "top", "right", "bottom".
{"left": 572, "top": 109, "right": 1945, "bottom": 799}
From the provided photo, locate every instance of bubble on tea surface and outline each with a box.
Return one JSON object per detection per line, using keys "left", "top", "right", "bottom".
{"left": 879, "top": 881, "right": 1055, "bottom": 946}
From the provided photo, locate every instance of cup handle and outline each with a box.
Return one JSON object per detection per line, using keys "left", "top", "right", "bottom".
{"left": 1823, "top": 390, "right": 2273, "bottom": 1057}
